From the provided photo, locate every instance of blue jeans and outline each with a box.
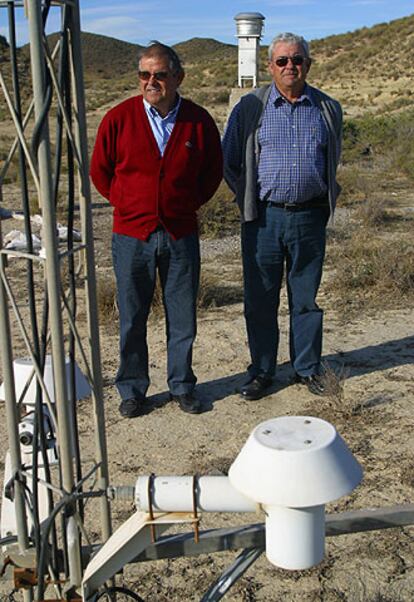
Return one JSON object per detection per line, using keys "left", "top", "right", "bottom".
{"left": 241, "top": 203, "right": 329, "bottom": 378}
{"left": 112, "top": 230, "right": 200, "bottom": 400}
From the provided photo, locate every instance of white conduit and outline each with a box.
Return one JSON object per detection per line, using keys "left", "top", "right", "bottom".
{"left": 134, "top": 475, "right": 325, "bottom": 570}
{"left": 135, "top": 475, "right": 258, "bottom": 514}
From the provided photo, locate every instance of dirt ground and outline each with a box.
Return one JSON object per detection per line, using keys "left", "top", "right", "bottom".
{"left": 1, "top": 187, "right": 414, "bottom": 601}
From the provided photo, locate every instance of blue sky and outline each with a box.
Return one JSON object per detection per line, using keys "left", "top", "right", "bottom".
{"left": 1, "top": 1, "right": 413, "bottom": 46}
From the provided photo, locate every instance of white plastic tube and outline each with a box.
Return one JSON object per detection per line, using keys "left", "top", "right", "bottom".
{"left": 67, "top": 516, "right": 82, "bottom": 587}
{"left": 264, "top": 504, "right": 325, "bottom": 570}
{"left": 135, "top": 475, "right": 257, "bottom": 513}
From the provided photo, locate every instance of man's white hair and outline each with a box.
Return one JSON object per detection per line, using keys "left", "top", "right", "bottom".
{"left": 268, "top": 33, "right": 310, "bottom": 60}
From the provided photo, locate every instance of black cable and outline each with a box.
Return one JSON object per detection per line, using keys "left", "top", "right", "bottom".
{"left": 30, "top": 72, "right": 52, "bottom": 162}
{"left": 36, "top": 490, "right": 104, "bottom": 601}
{"left": 93, "top": 586, "right": 145, "bottom": 602}
{"left": 41, "top": 0, "right": 52, "bottom": 27}
{"left": 0, "top": 535, "right": 18, "bottom": 547}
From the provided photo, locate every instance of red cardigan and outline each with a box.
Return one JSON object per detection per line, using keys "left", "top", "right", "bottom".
{"left": 90, "top": 96, "right": 223, "bottom": 240}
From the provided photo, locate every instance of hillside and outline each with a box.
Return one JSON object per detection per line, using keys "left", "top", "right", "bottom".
{"left": 308, "top": 14, "right": 414, "bottom": 116}
{"left": 18, "top": 31, "right": 142, "bottom": 80}
{"left": 2, "top": 14, "right": 413, "bottom": 119}
{"left": 173, "top": 37, "right": 236, "bottom": 63}
{"left": 79, "top": 14, "right": 414, "bottom": 118}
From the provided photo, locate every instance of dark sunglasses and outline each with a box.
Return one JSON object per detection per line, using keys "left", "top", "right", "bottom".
{"left": 274, "top": 55, "right": 306, "bottom": 67}
{"left": 138, "top": 70, "right": 170, "bottom": 82}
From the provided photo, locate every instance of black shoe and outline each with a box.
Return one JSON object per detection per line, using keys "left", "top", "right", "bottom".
{"left": 119, "top": 395, "right": 147, "bottom": 418}
{"left": 239, "top": 374, "right": 273, "bottom": 400}
{"left": 170, "top": 392, "right": 202, "bottom": 414}
{"left": 294, "top": 373, "right": 326, "bottom": 396}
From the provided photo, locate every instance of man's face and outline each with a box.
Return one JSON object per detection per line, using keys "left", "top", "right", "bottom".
{"left": 138, "top": 55, "right": 184, "bottom": 116}
{"left": 268, "top": 42, "right": 310, "bottom": 97}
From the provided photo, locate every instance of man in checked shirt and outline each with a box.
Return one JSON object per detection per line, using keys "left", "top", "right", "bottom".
{"left": 222, "top": 32, "right": 342, "bottom": 400}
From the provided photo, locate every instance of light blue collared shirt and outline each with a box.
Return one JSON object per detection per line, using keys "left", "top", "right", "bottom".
{"left": 143, "top": 96, "right": 181, "bottom": 156}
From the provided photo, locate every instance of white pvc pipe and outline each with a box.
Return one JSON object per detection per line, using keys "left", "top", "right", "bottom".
{"left": 67, "top": 516, "right": 82, "bottom": 587}
{"left": 135, "top": 476, "right": 257, "bottom": 513}
{"left": 264, "top": 504, "right": 325, "bottom": 570}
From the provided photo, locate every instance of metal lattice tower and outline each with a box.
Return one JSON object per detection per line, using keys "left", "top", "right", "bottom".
{"left": 0, "top": 1, "right": 111, "bottom": 597}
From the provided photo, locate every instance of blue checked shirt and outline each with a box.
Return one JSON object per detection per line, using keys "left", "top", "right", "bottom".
{"left": 258, "top": 83, "right": 328, "bottom": 203}
{"left": 223, "top": 83, "right": 328, "bottom": 204}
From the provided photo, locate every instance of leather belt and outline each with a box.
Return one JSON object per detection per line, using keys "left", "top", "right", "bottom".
{"left": 265, "top": 199, "right": 328, "bottom": 211}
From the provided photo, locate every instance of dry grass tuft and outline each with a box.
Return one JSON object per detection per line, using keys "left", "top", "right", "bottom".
{"left": 198, "top": 271, "right": 243, "bottom": 309}
{"left": 97, "top": 274, "right": 118, "bottom": 325}
{"left": 198, "top": 180, "right": 239, "bottom": 239}
{"left": 149, "top": 271, "right": 243, "bottom": 321}
{"left": 96, "top": 269, "right": 243, "bottom": 325}
{"left": 352, "top": 197, "right": 389, "bottom": 229}
{"left": 304, "top": 362, "right": 373, "bottom": 424}
{"left": 330, "top": 232, "right": 414, "bottom": 318}
{"left": 400, "top": 461, "right": 414, "bottom": 490}
{"left": 336, "top": 166, "right": 377, "bottom": 206}
{"left": 321, "top": 361, "right": 348, "bottom": 406}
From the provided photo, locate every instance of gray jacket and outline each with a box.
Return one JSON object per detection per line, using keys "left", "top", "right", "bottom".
{"left": 223, "top": 84, "right": 343, "bottom": 222}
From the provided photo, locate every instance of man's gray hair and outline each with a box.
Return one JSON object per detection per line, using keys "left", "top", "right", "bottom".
{"left": 138, "top": 41, "right": 184, "bottom": 75}
{"left": 268, "top": 33, "right": 310, "bottom": 60}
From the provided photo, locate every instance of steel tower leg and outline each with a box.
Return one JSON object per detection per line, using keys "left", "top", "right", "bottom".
{"left": 0, "top": 0, "right": 111, "bottom": 595}
{"left": 69, "top": 0, "right": 112, "bottom": 544}
{"left": 25, "top": 0, "right": 80, "bottom": 590}
{"left": 0, "top": 217, "right": 29, "bottom": 553}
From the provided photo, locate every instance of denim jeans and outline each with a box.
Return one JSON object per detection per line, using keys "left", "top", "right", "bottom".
{"left": 112, "top": 230, "right": 200, "bottom": 400}
{"left": 241, "top": 203, "right": 329, "bottom": 378}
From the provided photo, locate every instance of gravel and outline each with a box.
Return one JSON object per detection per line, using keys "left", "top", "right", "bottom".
{"left": 200, "top": 234, "right": 240, "bottom": 260}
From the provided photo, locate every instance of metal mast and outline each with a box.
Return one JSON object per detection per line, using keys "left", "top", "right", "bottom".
{"left": 0, "top": 0, "right": 111, "bottom": 596}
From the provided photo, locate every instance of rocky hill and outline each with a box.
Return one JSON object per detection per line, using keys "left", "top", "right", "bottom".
{"left": 76, "top": 14, "right": 414, "bottom": 118}
{"left": 1, "top": 14, "right": 413, "bottom": 124}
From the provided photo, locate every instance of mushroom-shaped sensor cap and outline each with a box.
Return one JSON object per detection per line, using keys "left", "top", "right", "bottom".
{"left": 229, "top": 416, "right": 362, "bottom": 507}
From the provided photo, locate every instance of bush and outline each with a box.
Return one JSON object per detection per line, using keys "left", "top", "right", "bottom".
{"left": 342, "top": 111, "right": 414, "bottom": 180}
{"left": 97, "top": 274, "right": 118, "bottom": 326}
{"left": 198, "top": 180, "right": 239, "bottom": 238}
{"left": 331, "top": 233, "right": 414, "bottom": 317}
{"left": 149, "top": 270, "right": 243, "bottom": 320}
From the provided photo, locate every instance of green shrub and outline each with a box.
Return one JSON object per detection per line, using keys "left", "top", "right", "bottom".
{"left": 342, "top": 110, "right": 414, "bottom": 179}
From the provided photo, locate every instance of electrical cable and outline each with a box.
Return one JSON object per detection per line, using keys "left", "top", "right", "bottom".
{"left": 36, "top": 490, "right": 104, "bottom": 601}
{"left": 92, "top": 586, "right": 145, "bottom": 602}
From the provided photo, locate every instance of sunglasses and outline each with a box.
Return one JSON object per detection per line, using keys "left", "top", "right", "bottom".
{"left": 273, "top": 55, "right": 306, "bottom": 67}
{"left": 138, "top": 70, "right": 170, "bottom": 82}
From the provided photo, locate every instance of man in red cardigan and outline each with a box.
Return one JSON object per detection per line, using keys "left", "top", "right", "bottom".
{"left": 90, "top": 42, "right": 222, "bottom": 417}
